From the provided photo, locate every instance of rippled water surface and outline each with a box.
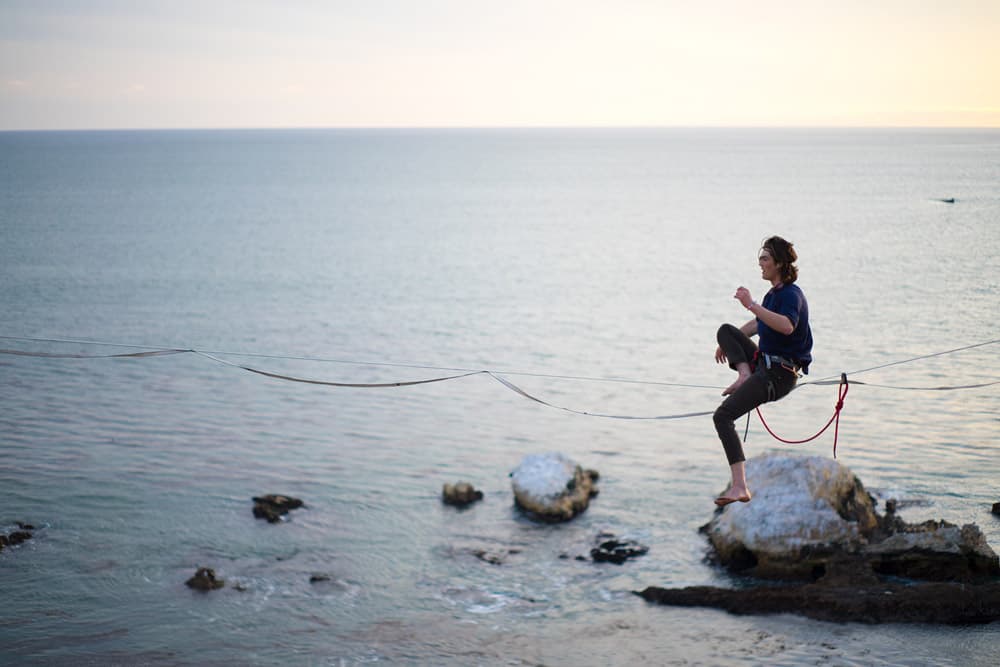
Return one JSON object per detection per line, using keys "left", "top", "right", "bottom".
{"left": 1, "top": 128, "right": 998, "bottom": 665}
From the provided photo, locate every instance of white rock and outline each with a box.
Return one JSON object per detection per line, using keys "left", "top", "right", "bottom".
{"left": 704, "top": 453, "right": 999, "bottom": 581}
{"left": 510, "top": 452, "right": 597, "bottom": 522}
{"left": 705, "top": 453, "right": 878, "bottom": 577}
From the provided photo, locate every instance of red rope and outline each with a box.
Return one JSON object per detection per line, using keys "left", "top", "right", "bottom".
{"left": 755, "top": 373, "right": 849, "bottom": 458}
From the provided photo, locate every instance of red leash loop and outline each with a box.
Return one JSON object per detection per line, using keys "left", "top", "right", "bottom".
{"left": 755, "top": 373, "right": 849, "bottom": 458}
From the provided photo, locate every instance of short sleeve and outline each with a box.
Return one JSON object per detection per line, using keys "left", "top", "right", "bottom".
{"left": 775, "top": 289, "right": 801, "bottom": 328}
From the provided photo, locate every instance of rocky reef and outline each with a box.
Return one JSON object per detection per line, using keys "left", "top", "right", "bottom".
{"left": 636, "top": 578, "right": 1000, "bottom": 624}
{"left": 637, "top": 453, "right": 1000, "bottom": 624}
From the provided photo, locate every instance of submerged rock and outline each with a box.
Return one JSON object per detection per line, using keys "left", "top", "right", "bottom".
{"left": 442, "top": 482, "right": 484, "bottom": 507}
{"left": 0, "top": 522, "right": 35, "bottom": 551}
{"left": 438, "top": 541, "right": 524, "bottom": 566}
{"left": 510, "top": 453, "right": 598, "bottom": 522}
{"left": 252, "top": 495, "right": 304, "bottom": 523}
{"left": 186, "top": 567, "right": 225, "bottom": 591}
{"left": 470, "top": 547, "right": 522, "bottom": 566}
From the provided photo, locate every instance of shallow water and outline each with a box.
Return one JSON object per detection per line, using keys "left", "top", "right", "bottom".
{"left": 1, "top": 128, "right": 998, "bottom": 665}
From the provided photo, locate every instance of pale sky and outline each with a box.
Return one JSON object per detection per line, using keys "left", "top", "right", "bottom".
{"left": 2, "top": 0, "right": 999, "bottom": 130}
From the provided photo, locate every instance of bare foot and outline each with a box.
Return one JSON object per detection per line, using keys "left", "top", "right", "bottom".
{"left": 722, "top": 373, "right": 750, "bottom": 396}
{"left": 714, "top": 488, "right": 752, "bottom": 507}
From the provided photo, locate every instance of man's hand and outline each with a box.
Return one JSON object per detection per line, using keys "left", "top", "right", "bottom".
{"left": 734, "top": 286, "right": 754, "bottom": 309}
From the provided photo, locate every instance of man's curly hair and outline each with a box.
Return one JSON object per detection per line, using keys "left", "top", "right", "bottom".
{"left": 762, "top": 236, "right": 798, "bottom": 284}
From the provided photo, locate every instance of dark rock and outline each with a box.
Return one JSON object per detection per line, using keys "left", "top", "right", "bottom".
{"left": 635, "top": 579, "right": 1000, "bottom": 625}
{"left": 186, "top": 567, "right": 225, "bottom": 591}
{"left": 810, "top": 556, "right": 880, "bottom": 586}
{"left": 0, "top": 525, "right": 34, "bottom": 551}
{"left": 441, "top": 482, "right": 484, "bottom": 508}
{"left": 992, "top": 502, "right": 1000, "bottom": 516}
{"left": 310, "top": 574, "right": 332, "bottom": 583}
{"left": 252, "top": 495, "right": 304, "bottom": 523}
{"left": 591, "top": 538, "right": 649, "bottom": 565}
{"left": 557, "top": 531, "right": 648, "bottom": 564}
{"left": 0, "top": 530, "right": 31, "bottom": 547}
{"left": 7, "top": 531, "right": 32, "bottom": 545}
{"left": 863, "top": 520, "right": 999, "bottom": 581}
{"left": 471, "top": 549, "right": 510, "bottom": 565}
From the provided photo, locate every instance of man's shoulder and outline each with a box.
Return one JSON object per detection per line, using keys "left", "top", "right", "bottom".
{"left": 779, "top": 283, "right": 806, "bottom": 301}
{"left": 767, "top": 283, "right": 806, "bottom": 312}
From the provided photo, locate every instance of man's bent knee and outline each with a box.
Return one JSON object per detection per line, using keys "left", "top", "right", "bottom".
{"left": 717, "top": 323, "right": 738, "bottom": 342}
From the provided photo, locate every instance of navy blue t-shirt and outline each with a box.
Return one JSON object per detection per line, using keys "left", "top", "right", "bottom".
{"left": 758, "top": 283, "right": 812, "bottom": 373}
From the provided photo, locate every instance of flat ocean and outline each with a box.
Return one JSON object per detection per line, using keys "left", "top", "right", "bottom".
{"left": 1, "top": 128, "right": 998, "bottom": 666}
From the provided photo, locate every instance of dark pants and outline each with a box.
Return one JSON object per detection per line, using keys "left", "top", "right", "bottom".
{"left": 713, "top": 324, "right": 798, "bottom": 465}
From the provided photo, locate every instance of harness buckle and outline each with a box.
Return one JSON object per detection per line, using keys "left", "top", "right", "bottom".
{"left": 764, "top": 353, "right": 800, "bottom": 375}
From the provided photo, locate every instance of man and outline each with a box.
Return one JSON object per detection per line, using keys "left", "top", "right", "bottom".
{"left": 712, "top": 236, "right": 813, "bottom": 506}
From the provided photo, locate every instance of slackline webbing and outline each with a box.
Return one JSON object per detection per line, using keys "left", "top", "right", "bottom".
{"left": 0, "top": 336, "right": 997, "bottom": 422}
{"left": 192, "top": 351, "right": 717, "bottom": 420}
{"left": 0, "top": 348, "right": 189, "bottom": 359}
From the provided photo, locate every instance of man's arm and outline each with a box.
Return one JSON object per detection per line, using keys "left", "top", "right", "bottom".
{"left": 747, "top": 303, "right": 793, "bottom": 335}
{"left": 734, "top": 286, "right": 794, "bottom": 335}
